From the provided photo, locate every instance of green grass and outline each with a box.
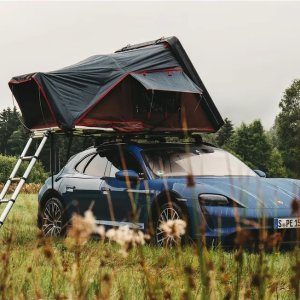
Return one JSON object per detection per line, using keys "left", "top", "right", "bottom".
{"left": 0, "top": 195, "right": 299, "bottom": 299}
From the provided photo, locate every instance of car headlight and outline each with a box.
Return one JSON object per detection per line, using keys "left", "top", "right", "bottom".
{"left": 199, "top": 194, "right": 229, "bottom": 206}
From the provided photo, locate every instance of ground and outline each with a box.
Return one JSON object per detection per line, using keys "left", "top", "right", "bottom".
{"left": 0, "top": 194, "right": 299, "bottom": 299}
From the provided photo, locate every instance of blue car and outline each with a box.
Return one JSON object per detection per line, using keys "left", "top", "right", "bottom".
{"left": 38, "top": 141, "right": 300, "bottom": 246}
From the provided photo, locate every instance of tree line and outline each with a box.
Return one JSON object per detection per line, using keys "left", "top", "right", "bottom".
{"left": 0, "top": 79, "right": 299, "bottom": 178}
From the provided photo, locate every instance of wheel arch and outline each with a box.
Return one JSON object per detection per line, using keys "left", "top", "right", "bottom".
{"left": 39, "top": 189, "right": 64, "bottom": 207}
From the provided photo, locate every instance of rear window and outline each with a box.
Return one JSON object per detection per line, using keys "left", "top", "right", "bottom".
{"left": 76, "top": 153, "right": 108, "bottom": 177}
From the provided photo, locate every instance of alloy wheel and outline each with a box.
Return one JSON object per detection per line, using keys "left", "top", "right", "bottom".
{"left": 156, "top": 206, "right": 181, "bottom": 246}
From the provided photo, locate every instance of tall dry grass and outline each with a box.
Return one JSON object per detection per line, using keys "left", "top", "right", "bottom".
{"left": 0, "top": 194, "right": 299, "bottom": 300}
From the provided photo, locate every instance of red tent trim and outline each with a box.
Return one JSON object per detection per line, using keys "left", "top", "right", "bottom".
{"left": 9, "top": 78, "right": 33, "bottom": 85}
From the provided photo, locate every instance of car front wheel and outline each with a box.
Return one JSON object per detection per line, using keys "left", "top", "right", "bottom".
{"left": 155, "top": 202, "right": 186, "bottom": 247}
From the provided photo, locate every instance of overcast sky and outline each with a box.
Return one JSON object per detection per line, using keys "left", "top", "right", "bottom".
{"left": 1, "top": 1, "right": 300, "bottom": 129}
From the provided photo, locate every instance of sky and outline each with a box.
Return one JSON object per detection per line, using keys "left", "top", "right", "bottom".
{"left": 0, "top": 1, "right": 300, "bottom": 129}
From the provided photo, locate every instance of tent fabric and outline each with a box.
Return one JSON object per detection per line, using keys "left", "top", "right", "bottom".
{"left": 130, "top": 71, "right": 202, "bottom": 94}
{"left": 76, "top": 74, "right": 213, "bottom": 133}
{"left": 9, "top": 37, "right": 224, "bottom": 133}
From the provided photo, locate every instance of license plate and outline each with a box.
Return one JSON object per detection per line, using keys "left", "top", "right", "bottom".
{"left": 274, "top": 218, "right": 300, "bottom": 229}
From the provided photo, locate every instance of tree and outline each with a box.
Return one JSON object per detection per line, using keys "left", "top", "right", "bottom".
{"left": 275, "top": 79, "right": 300, "bottom": 178}
{"left": 216, "top": 117, "right": 234, "bottom": 147}
{"left": 267, "top": 149, "right": 288, "bottom": 178}
{"left": 6, "top": 128, "right": 28, "bottom": 156}
{"left": 0, "top": 107, "right": 23, "bottom": 155}
{"left": 201, "top": 132, "right": 217, "bottom": 145}
{"left": 230, "top": 120, "right": 272, "bottom": 172}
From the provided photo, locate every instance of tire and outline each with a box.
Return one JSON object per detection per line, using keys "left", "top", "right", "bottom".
{"left": 41, "top": 197, "right": 65, "bottom": 237}
{"left": 154, "top": 202, "right": 186, "bottom": 247}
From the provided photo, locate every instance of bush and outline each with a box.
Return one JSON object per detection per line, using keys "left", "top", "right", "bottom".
{"left": 0, "top": 155, "right": 48, "bottom": 184}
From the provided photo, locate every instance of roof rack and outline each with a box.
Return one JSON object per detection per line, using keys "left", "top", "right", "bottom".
{"left": 115, "top": 37, "right": 166, "bottom": 53}
{"left": 93, "top": 131, "right": 204, "bottom": 146}
{"left": 30, "top": 126, "right": 204, "bottom": 139}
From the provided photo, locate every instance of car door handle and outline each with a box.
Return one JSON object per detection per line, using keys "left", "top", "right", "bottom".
{"left": 101, "top": 186, "right": 111, "bottom": 195}
{"left": 66, "top": 185, "right": 76, "bottom": 192}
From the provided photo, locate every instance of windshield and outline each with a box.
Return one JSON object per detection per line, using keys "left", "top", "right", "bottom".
{"left": 143, "top": 146, "right": 257, "bottom": 177}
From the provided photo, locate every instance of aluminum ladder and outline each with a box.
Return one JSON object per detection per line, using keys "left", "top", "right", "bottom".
{"left": 0, "top": 130, "right": 50, "bottom": 229}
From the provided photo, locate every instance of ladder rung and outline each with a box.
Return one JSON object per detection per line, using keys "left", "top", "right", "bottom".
{"left": 21, "top": 156, "right": 35, "bottom": 161}
{"left": 32, "top": 131, "right": 49, "bottom": 139}
{"left": 10, "top": 177, "right": 22, "bottom": 182}
{"left": 0, "top": 199, "right": 12, "bottom": 204}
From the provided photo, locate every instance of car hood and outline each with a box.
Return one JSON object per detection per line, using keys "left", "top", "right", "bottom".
{"left": 172, "top": 176, "right": 300, "bottom": 209}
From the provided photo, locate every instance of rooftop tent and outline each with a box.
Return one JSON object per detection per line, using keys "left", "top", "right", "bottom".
{"left": 9, "top": 37, "right": 224, "bottom": 133}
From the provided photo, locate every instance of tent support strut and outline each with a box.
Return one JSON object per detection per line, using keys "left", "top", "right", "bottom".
{"left": 50, "top": 132, "right": 54, "bottom": 190}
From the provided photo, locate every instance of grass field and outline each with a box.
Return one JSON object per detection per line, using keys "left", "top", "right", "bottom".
{"left": 0, "top": 194, "right": 299, "bottom": 299}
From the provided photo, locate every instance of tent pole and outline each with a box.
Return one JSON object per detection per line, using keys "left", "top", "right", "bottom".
{"left": 50, "top": 132, "right": 54, "bottom": 190}
{"left": 66, "top": 131, "right": 73, "bottom": 165}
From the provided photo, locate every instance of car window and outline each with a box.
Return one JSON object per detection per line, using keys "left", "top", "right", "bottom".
{"left": 109, "top": 164, "right": 119, "bottom": 177}
{"left": 76, "top": 153, "right": 108, "bottom": 177}
{"left": 106, "top": 150, "right": 144, "bottom": 178}
{"left": 143, "top": 146, "right": 256, "bottom": 177}
{"left": 75, "top": 154, "right": 93, "bottom": 173}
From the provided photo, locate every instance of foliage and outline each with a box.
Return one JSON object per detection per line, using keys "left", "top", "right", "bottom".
{"left": 0, "top": 107, "right": 25, "bottom": 155}
{"left": 0, "top": 155, "right": 48, "bottom": 183}
{"left": 201, "top": 132, "right": 217, "bottom": 145}
{"left": 6, "top": 128, "right": 28, "bottom": 156}
{"left": 275, "top": 79, "right": 300, "bottom": 177}
{"left": 267, "top": 149, "right": 288, "bottom": 178}
{"left": 229, "top": 120, "right": 272, "bottom": 172}
{"left": 216, "top": 117, "right": 234, "bottom": 147}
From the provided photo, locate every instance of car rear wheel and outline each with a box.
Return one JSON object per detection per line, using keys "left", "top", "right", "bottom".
{"left": 155, "top": 202, "right": 186, "bottom": 247}
{"left": 41, "top": 197, "right": 65, "bottom": 237}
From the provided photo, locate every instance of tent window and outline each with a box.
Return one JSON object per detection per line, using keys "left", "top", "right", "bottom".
{"left": 136, "top": 90, "right": 181, "bottom": 115}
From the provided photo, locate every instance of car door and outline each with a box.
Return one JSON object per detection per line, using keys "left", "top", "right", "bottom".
{"left": 101, "top": 148, "right": 149, "bottom": 230}
{"left": 62, "top": 151, "right": 111, "bottom": 220}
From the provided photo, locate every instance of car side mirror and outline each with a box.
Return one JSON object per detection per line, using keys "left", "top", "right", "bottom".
{"left": 199, "top": 194, "right": 229, "bottom": 206}
{"left": 115, "top": 170, "right": 139, "bottom": 181}
{"left": 253, "top": 169, "right": 266, "bottom": 178}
